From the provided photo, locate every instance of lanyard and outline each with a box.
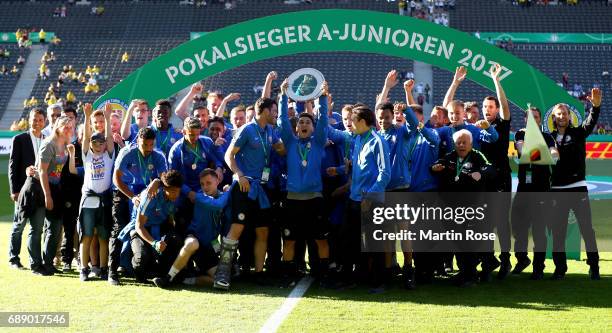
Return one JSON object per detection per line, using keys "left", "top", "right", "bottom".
{"left": 256, "top": 126, "right": 269, "bottom": 165}
{"left": 407, "top": 134, "right": 419, "bottom": 171}
{"left": 456, "top": 154, "right": 471, "bottom": 179}
{"left": 359, "top": 130, "right": 372, "bottom": 154}
{"left": 184, "top": 141, "right": 204, "bottom": 165}
{"left": 156, "top": 127, "right": 172, "bottom": 152}
{"left": 298, "top": 140, "right": 310, "bottom": 165}
{"left": 343, "top": 132, "right": 353, "bottom": 160}
{"left": 137, "top": 150, "right": 151, "bottom": 185}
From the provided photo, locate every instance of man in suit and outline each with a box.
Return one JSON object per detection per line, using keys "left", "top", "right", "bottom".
{"left": 8, "top": 108, "right": 46, "bottom": 269}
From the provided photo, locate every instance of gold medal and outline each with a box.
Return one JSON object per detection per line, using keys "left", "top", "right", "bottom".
{"left": 455, "top": 175, "right": 459, "bottom": 181}
{"left": 192, "top": 164, "right": 197, "bottom": 170}
{"left": 302, "top": 160, "right": 308, "bottom": 167}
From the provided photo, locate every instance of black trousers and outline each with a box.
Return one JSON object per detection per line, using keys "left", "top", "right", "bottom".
{"left": 60, "top": 194, "right": 80, "bottom": 264}
{"left": 511, "top": 192, "right": 548, "bottom": 271}
{"left": 130, "top": 232, "right": 182, "bottom": 280}
{"left": 492, "top": 173, "right": 512, "bottom": 260}
{"left": 550, "top": 187, "right": 599, "bottom": 271}
{"left": 339, "top": 200, "right": 367, "bottom": 283}
{"left": 109, "top": 191, "right": 130, "bottom": 277}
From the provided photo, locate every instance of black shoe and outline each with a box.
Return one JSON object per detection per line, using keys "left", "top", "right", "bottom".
{"left": 9, "top": 260, "right": 24, "bottom": 269}
{"left": 530, "top": 270, "right": 544, "bottom": 280}
{"left": 45, "top": 265, "right": 61, "bottom": 274}
{"left": 550, "top": 270, "right": 566, "bottom": 280}
{"left": 100, "top": 267, "right": 109, "bottom": 280}
{"left": 32, "top": 266, "right": 52, "bottom": 276}
{"left": 479, "top": 258, "right": 500, "bottom": 282}
{"left": 497, "top": 261, "right": 512, "bottom": 280}
{"left": 402, "top": 266, "right": 416, "bottom": 290}
{"left": 254, "top": 271, "right": 273, "bottom": 286}
{"left": 589, "top": 266, "right": 600, "bottom": 280}
{"left": 153, "top": 275, "right": 172, "bottom": 288}
{"left": 512, "top": 258, "right": 531, "bottom": 275}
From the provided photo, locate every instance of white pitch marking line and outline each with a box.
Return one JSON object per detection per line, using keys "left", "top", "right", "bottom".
{"left": 258, "top": 276, "right": 314, "bottom": 333}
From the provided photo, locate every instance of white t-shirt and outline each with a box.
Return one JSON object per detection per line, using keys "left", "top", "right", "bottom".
{"left": 82, "top": 150, "right": 114, "bottom": 194}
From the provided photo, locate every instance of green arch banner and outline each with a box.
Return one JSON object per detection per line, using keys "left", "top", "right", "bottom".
{"left": 94, "top": 9, "right": 584, "bottom": 123}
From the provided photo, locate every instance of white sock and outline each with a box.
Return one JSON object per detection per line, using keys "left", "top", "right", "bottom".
{"left": 168, "top": 266, "right": 180, "bottom": 281}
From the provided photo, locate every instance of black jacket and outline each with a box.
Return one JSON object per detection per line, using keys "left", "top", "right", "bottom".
{"left": 8, "top": 132, "right": 38, "bottom": 195}
{"left": 432, "top": 149, "right": 494, "bottom": 192}
{"left": 551, "top": 106, "right": 600, "bottom": 187}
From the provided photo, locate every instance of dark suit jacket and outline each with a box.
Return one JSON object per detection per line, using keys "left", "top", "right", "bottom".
{"left": 9, "top": 132, "right": 38, "bottom": 195}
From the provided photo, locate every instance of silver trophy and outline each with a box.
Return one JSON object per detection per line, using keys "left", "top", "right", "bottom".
{"left": 286, "top": 68, "right": 325, "bottom": 102}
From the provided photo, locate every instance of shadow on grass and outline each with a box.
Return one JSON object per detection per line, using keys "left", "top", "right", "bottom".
{"left": 300, "top": 272, "right": 612, "bottom": 311}
{"left": 29, "top": 266, "right": 612, "bottom": 311}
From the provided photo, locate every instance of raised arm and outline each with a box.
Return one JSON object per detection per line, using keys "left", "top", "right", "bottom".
{"left": 490, "top": 64, "right": 510, "bottom": 121}
{"left": 278, "top": 79, "right": 295, "bottom": 144}
{"left": 403, "top": 81, "right": 419, "bottom": 131}
{"left": 262, "top": 71, "right": 277, "bottom": 99}
{"left": 443, "top": 66, "right": 466, "bottom": 108}
{"left": 314, "top": 81, "right": 330, "bottom": 145}
{"left": 121, "top": 100, "right": 136, "bottom": 140}
{"left": 377, "top": 70, "right": 398, "bottom": 106}
{"left": 404, "top": 79, "right": 416, "bottom": 105}
{"left": 67, "top": 144, "right": 77, "bottom": 175}
{"left": 104, "top": 103, "right": 114, "bottom": 154}
{"left": 583, "top": 88, "right": 602, "bottom": 136}
{"left": 175, "top": 83, "right": 203, "bottom": 120}
{"left": 82, "top": 103, "right": 93, "bottom": 154}
{"left": 216, "top": 93, "right": 241, "bottom": 118}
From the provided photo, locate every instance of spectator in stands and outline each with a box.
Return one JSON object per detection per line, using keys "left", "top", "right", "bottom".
{"left": 66, "top": 91, "right": 76, "bottom": 104}
{"left": 53, "top": 7, "right": 60, "bottom": 17}
{"left": 50, "top": 35, "right": 61, "bottom": 45}
{"left": 597, "top": 124, "right": 606, "bottom": 135}
{"left": 84, "top": 77, "right": 99, "bottom": 94}
{"left": 11, "top": 65, "right": 19, "bottom": 75}
{"left": 121, "top": 52, "right": 129, "bottom": 63}
{"left": 24, "top": 96, "right": 39, "bottom": 109}
{"left": 562, "top": 72, "right": 569, "bottom": 90}
{"left": 17, "top": 55, "right": 25, "bottom": 65}
{"left": 60, "top": 4, "right": 67, "bottom": 17}
{"left": 399, "top": 0, "right": 408, "bottom": 15}
{"left": 38, "top": 29, "right": 46, "bottom": 44}
{"left": 39, "top": 63, "right": 49, "bottom": 80}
